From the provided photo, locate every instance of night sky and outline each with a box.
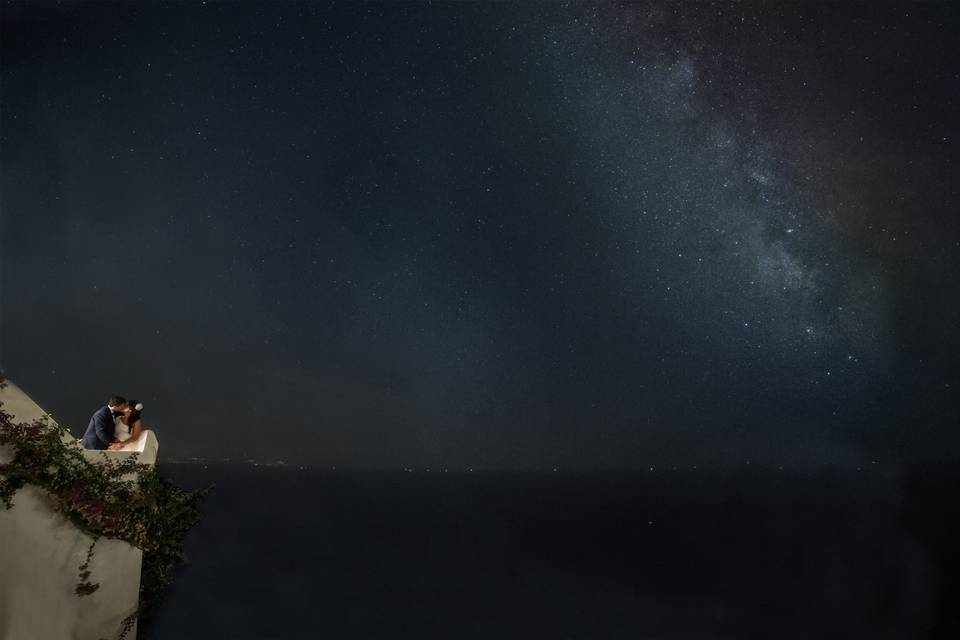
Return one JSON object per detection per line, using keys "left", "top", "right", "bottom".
{"left": 1, "top": 1, "right": 958, "bottom": 470}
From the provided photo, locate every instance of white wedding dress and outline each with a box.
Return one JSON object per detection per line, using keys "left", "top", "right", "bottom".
{"left": 113, "top": 416, "right": 138, "bottom": 450}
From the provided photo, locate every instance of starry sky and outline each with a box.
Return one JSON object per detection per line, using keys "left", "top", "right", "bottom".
{"left": 1, "top": 1, "right": 958, "bottom": 470}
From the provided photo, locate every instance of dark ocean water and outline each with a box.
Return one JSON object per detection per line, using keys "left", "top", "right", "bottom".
{"left": 143, "top": 464, "right": 958, "bottom": 640}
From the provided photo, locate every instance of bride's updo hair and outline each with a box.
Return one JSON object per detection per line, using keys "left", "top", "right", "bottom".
{"left": 128, "top": 400, "right": 144, "bottom": 422}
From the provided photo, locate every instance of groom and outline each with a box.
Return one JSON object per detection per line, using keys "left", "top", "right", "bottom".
{"left": 81, "top": 396, "right": 128, "bottom": 450}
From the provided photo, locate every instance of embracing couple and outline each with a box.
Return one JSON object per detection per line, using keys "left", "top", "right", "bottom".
{"left": 81, "top": 396, "right": 145, "bottom": 451}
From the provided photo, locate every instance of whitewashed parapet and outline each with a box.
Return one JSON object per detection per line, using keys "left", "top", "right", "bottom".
{"left": 0, "top": 380, "right": 159, "bottom": 640}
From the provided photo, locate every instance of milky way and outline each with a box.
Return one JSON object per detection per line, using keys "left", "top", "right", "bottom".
{"left": 1, "top": 2, "right": 957, "bottom": 469}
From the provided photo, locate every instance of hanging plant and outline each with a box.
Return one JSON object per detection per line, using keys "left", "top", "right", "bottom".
{"left": 0, "top": 381, "right": 210, "bottom": 639}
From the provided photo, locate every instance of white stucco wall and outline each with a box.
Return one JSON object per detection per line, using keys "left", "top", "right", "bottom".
{"left": 0, "top": 381, "right": 159, "bottom": 640}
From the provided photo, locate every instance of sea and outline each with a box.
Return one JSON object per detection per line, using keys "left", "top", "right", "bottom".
{"left": 143, "top": 463, "right": 958, "bottom": 639}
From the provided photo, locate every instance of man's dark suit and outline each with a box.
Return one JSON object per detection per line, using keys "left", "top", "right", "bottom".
{"left": 81, "top": 406, "right": 115, "bottom": 450}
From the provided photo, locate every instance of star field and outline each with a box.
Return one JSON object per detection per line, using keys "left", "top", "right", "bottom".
{"left": 1, "top": 1, "right": 958, "bottom": 470}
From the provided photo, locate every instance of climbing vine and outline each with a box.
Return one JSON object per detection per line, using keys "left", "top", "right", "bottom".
{"left": 0, "top": 378, "right": 209, "bottom": 639}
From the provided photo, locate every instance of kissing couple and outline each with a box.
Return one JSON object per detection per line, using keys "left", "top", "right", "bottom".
{"left": 81, "top": 396, "right": 146, "bottom": 451}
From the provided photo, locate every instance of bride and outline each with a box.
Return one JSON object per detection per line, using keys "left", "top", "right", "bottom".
{"left": 109, "top": 400, "right": 145, "bottom": 451}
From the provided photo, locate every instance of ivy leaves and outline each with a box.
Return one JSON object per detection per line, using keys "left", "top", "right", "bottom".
{"left": 0, "top": 395, "right": 210, "bottom": 639}
{"left": 76, "top": 536, "right": 101, "bottom": 597}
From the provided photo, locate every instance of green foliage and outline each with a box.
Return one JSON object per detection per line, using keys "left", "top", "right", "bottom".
{"left": 76, "top": 536, "right": 101, "bottom": 596}
{"left": 0, "top": 385, "right": 210, "bottom": 639}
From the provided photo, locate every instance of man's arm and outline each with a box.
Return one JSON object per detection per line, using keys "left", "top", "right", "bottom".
{"left": 94, "top": 411, "right": 114, "bottom": 447}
